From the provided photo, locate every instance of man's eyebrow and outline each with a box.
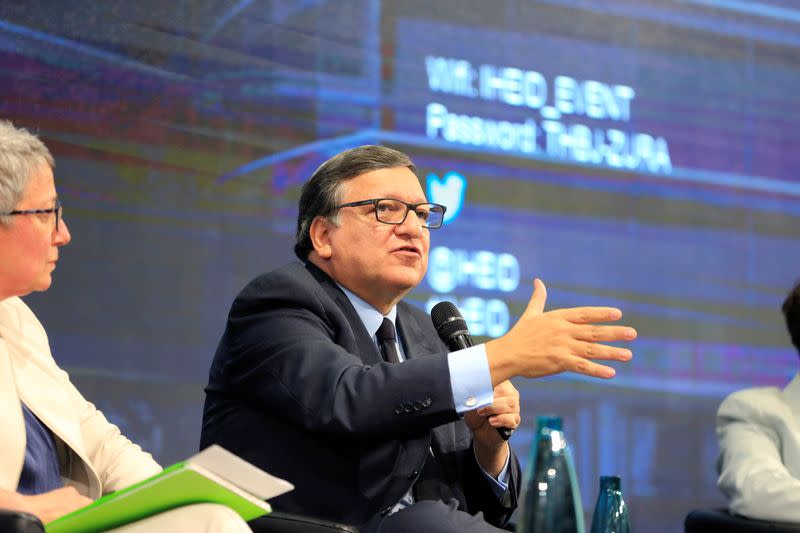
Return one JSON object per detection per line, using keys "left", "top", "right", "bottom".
{"left": 384, "top": 196, "right": 428, "bottom": 203}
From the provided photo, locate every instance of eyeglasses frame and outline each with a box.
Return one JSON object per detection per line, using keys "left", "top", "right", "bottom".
{"left": 6, "top": 199, "right": 62, "bottom": 232}
{"left": 335, "top": 197, "right": 447, "bottom": 229}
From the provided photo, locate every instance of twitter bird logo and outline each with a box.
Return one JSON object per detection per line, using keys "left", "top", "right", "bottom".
{"left": 427, "top": 171, "right": 466, "bottom": 225}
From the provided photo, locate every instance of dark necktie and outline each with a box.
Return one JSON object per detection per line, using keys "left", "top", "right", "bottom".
{"left": 376, "top": 318, "right": 401, "bottom": 364}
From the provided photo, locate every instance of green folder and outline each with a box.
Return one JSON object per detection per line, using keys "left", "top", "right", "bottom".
{"left": 45, "top": 445, "right": 294, "bottom": 533}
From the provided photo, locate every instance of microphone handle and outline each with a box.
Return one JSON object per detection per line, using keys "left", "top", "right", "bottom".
{"left": 447, "top": 334, "right": 513, "bottom": 441}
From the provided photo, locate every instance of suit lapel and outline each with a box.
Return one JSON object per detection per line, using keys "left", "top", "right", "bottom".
{"left": 305, "top": 262, "right": 383, "bottom": 365}
{"left": 395, "top": 303, "right": 441, "bottom": 361}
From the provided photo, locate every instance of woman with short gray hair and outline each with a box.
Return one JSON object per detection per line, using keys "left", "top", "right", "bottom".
{"left": 0, "top": 120, "right": 252, "bottom": 532}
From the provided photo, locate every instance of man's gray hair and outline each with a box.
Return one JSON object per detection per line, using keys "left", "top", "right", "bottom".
{"left": 0, "top": 120, "right": 54, "bottom": 225}
{"left": 294, "top": 145, "right": 416, "bottom": 259}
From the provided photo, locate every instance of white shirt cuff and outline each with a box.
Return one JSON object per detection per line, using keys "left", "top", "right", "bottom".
{"left": 447, "top": 344, "right": 494, "bottom": 415}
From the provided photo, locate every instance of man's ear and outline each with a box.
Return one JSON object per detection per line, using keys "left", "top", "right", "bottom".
{"left": 309, "top": 216, "right": 334, "bottom": 259}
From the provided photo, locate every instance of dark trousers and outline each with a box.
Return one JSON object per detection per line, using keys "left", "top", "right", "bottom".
{"left": 362, "top": 499, "right": 509, "bottom": 533}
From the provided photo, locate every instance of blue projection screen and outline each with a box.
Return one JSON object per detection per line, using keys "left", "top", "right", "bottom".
{"left": 2, "top": 1, "right": 799, "bottom": 531}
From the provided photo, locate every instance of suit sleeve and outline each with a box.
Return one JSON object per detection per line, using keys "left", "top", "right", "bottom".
{"left": 717, "top": 389, "right": 800, "bottom": 523}
{"left": 217, "top": 274, "right": 460, "bottom": 438}
{"left": 464, "top": 445, "right": 521, "bottom": 526}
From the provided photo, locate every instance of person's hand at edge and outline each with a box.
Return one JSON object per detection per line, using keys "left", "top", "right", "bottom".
{"left": 0, "top": 486, "right": 92, "bottom": 524}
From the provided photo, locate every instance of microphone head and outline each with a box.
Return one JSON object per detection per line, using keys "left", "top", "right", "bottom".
{"left": 430, "top": 301, "right": 470, "bottom": 341}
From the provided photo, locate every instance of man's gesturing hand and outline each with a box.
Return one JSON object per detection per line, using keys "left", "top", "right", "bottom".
{"left": 486, "top": 279, "right": 636, "bottom": 386}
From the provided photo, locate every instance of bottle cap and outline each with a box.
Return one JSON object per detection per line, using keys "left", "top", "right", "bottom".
{"left": 536, "top": 415, "right": 562, "bottom": 432}
{"left": 599, "top": 475, "right": 621, "bottom": 491}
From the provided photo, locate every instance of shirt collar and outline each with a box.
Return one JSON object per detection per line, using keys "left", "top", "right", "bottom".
{"left": 337, "top": 285, "right": 397, "bottom": 338}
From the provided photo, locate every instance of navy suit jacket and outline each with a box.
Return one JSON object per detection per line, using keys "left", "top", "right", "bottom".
{"left": 200, "top": 261, "right": 519, "bottom": 526}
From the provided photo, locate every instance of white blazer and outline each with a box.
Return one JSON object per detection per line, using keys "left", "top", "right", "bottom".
{"left": 0, "top": 297, "right": 161, "bottom": 498}
{"left": 717, "top": 372, "right": 800, "bottom": 523}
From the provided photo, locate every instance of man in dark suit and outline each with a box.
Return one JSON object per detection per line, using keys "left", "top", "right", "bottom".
{"left": 201, "top": 145, "right": 636, "bottom": 532}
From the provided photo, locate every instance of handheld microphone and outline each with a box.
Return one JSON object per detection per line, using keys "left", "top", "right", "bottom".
{"left": 430, "top": 301, "right": 513, "bottom": 441}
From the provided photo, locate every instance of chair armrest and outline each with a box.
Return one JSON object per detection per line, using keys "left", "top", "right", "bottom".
{"left": 249, "top": 511, "right": 359, "bottom": 533}
{"left": 685, "top": 508, "right": 800, "bottom": 533}
{"left": 0, "top": 509, "right": 44, "bottom": 533}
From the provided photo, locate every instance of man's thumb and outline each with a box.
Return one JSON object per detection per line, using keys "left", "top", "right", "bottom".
{"left": 527, "top": 278, "right": 547, "bottom": 315}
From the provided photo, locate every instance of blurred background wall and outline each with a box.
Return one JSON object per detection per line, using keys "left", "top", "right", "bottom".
{"left": 2, "top": 1, "right": 799, "bottom": 530}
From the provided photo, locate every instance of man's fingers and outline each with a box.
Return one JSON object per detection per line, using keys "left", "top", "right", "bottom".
{"left": 572, "top": 325, "right": 637, "bottom": 344}
{"left": 558, "top": 306, "right": 624, "bottom": 324}
{"left": 572, "top": 341, "right": 632, "bottom": 361}
{"left": 570, "top": 357, "right": 617, "bottom": 379}
{"left": 489, "top": 413, "right": 521, "bottom": 429}
{"left": 477, "top": 397, "right": 518, "bottom": 417}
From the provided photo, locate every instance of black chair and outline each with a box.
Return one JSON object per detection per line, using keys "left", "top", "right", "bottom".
{"left": 685, "top": 508, "right": 800, "bottom": 533}
{"left": 0, "top": 510, "right": 44, "bottom": 533}
{"left": 249, "top": 511, "right": 359, "bottom": 533}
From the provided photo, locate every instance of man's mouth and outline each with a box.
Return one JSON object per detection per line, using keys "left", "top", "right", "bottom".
{"left": 393, "top": 245, "right": 421, "bottom": 256}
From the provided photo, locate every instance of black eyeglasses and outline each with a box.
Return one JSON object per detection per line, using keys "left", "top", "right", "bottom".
{"left": 6, "top": 199, "right": 63, "bottom": 232}
{"left": 335, "top": 198, "right": 447, "bottom": 229}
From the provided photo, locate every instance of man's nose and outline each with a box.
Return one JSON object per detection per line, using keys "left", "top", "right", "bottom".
{"left": 53, "top": 217, "right": 72, "bottom": 246}
{"left": 396, "top": 209, "right": 424, "bottom": 236}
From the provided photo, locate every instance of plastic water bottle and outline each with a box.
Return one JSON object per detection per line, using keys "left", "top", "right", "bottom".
{"left": 516, "top": 415, "right": 585, "bottom": 533}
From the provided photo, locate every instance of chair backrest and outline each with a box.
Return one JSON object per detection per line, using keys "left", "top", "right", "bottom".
{"left": 685, "top": 509, "right": 800, "bottom": 533}
{"left": 0, "top": 510, "right": 45, "bottom": 533}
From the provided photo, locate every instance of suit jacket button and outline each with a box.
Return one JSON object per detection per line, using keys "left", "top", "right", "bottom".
{"left": 422, "top": 397, "right": 432, "bottom": 407}
{"left": 413, "top": 401, "right": 424, "bottom": 411}
{"left": 394, "top": 407, "right": 403, "bottom": 414}
{"left": 403, "top": 402, "right": 413, "bottom": 413}
{"left": 408, "top": 469, "right": 419, "bottom": 479}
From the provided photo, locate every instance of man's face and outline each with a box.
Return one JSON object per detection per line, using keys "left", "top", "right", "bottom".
{"left": 317, "top": 166, "right": 431, "bottom": 312}
{"left": 0, "top": 164, "right": 71, "bottom": 299}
